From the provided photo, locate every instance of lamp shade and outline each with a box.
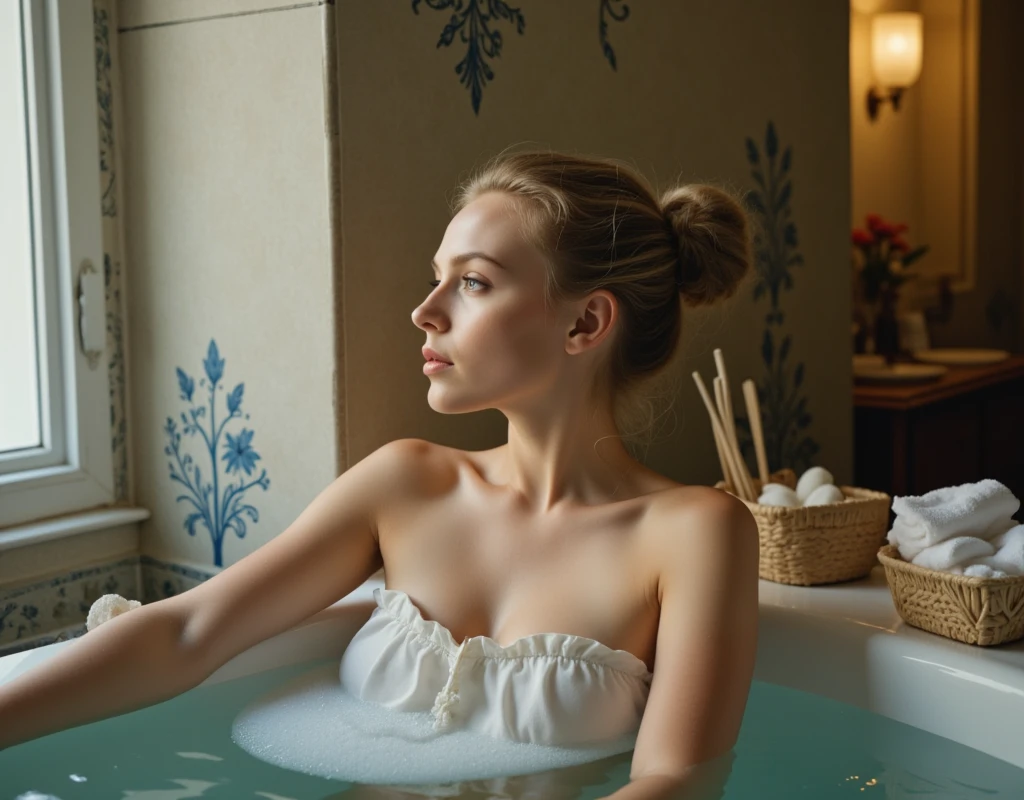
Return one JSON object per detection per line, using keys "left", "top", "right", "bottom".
{"left": 871, "top": 13, "right": 923, "bottom": 88}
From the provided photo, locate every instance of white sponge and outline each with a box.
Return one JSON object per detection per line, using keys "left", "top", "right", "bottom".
{"left": 86, "top": 593, "right": 142, "bottom": 631}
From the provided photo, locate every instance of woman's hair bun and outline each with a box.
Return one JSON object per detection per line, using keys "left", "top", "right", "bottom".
{"left": 660, "top": 184, "right": 753, "bottom": 307}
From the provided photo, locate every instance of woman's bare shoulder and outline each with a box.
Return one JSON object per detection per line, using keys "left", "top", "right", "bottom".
{"left": 373, "top": 437, "right": 462, "bottom": 497}
{"left": 639, "top": 484, "right": 755, "bottom": 565}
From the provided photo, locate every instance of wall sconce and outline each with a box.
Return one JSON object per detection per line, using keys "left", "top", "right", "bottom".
{"left": 867, "top": 12, "right": 923, "bottom": 121}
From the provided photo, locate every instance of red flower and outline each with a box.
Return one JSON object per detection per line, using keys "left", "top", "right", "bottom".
{"left": 852, "top": 229, "right": 874, "bottom": 247}
{"left": 866, "top": 213, "right": 885, "bottom": 233}
{"left": 891, "top": 223, "right": 909, "bottom": 235}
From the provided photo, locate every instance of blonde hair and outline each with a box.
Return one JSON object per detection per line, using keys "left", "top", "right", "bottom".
{"left": 453, "top": 149, "right": 754, "bottom": 457}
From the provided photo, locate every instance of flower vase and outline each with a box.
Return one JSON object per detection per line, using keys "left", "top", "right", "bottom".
{"left": 873, "top": 287, "right": 901, "bottom": 365}
{"left": 856, "top": 300, "right": 880, "bottom": 355}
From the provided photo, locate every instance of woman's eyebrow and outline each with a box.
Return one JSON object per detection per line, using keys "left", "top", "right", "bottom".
{"left": 431, "top": 252, "right": 507, "bottom": 271}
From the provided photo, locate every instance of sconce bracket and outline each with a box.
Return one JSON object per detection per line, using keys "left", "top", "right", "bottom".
{"left": 867, "top": 87, "right": 905, "bottom": 121}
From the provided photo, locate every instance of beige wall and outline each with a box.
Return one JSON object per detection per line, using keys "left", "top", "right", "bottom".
{"left": 118, "top": 0, "right": 339, "bottom": 568}
{"left": 4, "top": 0, "right": 857, "bottom": 611}
{"left": 337, "top": 0, "right": 854, "bottom": 487}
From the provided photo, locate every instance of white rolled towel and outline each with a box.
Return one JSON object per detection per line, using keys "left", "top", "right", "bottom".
{"left": 990, "top": 523, "right": 1024, "bottom": 550}
{"left": 887, "top": 479, "right": 1021, "bottom": 560}
{"left": 984, "top": 517, "right": 1020, "bottom": 543}
{"left": 978, "top": 524, "right": 1024, "bottom": 576}
{"left": 948, "top": 563, "right": 1011, "bottom": 579}
{"left": 910, "top": 536, "right": 995, "bottom": 571}
{"left": 86, "top": 593, "right": 142, "bottom": 631}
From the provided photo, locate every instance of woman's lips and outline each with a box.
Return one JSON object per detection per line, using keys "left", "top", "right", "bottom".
{"left": 423, "top": 360, "right": 454, "bottom": 375}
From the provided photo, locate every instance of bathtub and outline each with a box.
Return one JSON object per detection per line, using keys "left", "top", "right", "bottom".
{"left": 2, "top": 566, "right": 1023, "bottom": 774}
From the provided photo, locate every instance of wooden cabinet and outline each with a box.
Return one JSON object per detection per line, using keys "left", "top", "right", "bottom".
{"left": 854, "top": 356, "right": 1024, "bottom": 501}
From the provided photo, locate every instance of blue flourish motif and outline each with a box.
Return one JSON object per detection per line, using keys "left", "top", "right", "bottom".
{"left": 412, "top": 0, "right": 525, "bottom": 115}
{"left": 164, "top": 340, "right": 270, "bottom": 567}
{"left": 734, "top": 122, "right": 820, "bottom": 475}
{"left": 599, "top": 0, "right": 629, "bottom": 70}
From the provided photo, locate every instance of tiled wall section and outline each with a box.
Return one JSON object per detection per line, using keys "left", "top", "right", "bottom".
{"left": 0, "top": 557, "right": 140, "bottom": 657}
{"left": 0, "top": 554, "right": 219, "bottom": 658}
{"left": 139, "top": 555, "right": 219, "bottom": 604}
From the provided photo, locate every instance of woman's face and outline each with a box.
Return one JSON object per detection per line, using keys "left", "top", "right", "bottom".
{"left": 411, "top": 191, "right": 570, "bottom": 415}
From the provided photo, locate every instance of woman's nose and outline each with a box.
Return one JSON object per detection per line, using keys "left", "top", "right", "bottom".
{"left": 411, "top": 300, "right": 445, "bottom": 332}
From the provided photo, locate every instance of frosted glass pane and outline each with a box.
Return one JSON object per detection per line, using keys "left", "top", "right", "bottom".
{"left": 0, "top": 3, "right": 41, "bottom": 454}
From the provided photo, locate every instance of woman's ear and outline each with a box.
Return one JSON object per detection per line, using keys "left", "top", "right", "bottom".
{"left": 566, "top": 290, "right": 618, "bottom": 356}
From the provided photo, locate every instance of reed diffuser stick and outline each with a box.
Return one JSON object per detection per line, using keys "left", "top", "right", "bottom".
{"left": 712, "top": 350, "right": 756, "bottom": 500}
{"left": 713, "top": 378, "right": 738, "bottom": 491}
{"left": 743, "top": 379, "right": 770, "bottom": 486}
{"left": 692, "top": 371, "right": 753, "bottom": 501}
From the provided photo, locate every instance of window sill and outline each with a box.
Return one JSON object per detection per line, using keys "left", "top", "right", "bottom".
{"left": 0, "top": 507, "right": 151, "bottom": 553}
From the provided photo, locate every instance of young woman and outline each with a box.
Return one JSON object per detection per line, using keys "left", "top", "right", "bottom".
{"left": 0, "top": 150, "right": 760, "bottom": 800}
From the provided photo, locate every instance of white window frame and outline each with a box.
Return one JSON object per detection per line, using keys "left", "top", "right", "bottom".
{"left": 0, "top": 0, "right": 113, "bottom": 530}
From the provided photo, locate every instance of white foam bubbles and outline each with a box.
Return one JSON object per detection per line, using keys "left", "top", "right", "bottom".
{"left": 231, "top": 663, "right": 634, "bottom": 792}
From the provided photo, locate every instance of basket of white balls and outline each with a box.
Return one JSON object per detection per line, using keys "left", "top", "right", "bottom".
{"left": 718, "top": 467, "right": 892, "bottom": 585}
{"left": 694, "top": 349, "right": 891, "bottom": 585}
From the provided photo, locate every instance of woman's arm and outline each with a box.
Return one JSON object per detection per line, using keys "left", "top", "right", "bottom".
{"left": 599, "top": 489, "right": 759, "bottom": 799}
{"left": 0, "top": 601, "right": 198, "bottom": 750}
{"left": 0, "top": 438, "right": 425, "bottom": 750}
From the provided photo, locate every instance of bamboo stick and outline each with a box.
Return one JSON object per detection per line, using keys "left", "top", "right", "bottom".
{"left": 712, "top": 350, "right": 756, "bottom": 500}
{"left": 713, "top": 378, "right": 738, "bottom": 491}
{"left": 743, "top": 379, "right": 770, "bottom": 486}
{"left": 692, "top": 371, "right": 754, "bottom": 501}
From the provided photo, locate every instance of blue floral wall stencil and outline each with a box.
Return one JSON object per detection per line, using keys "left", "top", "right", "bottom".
{"left": 0, "top": 602, "right": 40, "bottom": 641}
{"left": 734, "top": 122, "right": 821, "bottom": 475}
{"left": 412, "top": 0, "right": 525, "bottom": 115}
{"left": 412, "top": 1, "right": 631, "bottom": 114}
{"left": 599, "top": 0, "right": 629, "bottom": 69}
{"left": 164, "top": 340, "right": 270, "bottom": 567}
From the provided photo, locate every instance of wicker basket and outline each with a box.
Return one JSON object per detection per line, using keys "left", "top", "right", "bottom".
{"left": 877, "top": 544, "right": 1024, "bottom": 646}
{"left": 717, "top": 469, "right": 892, "bottom": 586}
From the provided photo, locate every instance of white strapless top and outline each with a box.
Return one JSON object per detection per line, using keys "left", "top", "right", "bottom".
{"left": 338, "top": 587, "right": 654, "bottom": 747}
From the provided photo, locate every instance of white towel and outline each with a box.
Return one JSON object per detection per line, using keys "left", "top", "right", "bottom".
{"left": 887, "top": 479, "right": 1020, "bottom": 560}
{"left": 981, "top": 524, "right": 1024, "bottom": 576}
{"left": 886, "top": 516, "right": 1011, "bottom": 560}
{"left": 990, "top": 523, "right": 1024, "bottom": 550}
{"left": 910, "top": 536, "right": 995, "bottom": 571}
{"left": 957, "top": 563, "right": 1010, "bottom": 579}
{"left": 983, "top": 516, "right": 1020, "bottom": 543}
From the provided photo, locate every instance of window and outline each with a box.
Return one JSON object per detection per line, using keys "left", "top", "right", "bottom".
{"left": 0, "top": 0, "right": 113, "bottom": 529}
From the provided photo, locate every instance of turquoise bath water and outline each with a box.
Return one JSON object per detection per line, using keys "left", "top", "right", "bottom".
{"left": 2, "top": 657, "right": 1022, "bottom": 799}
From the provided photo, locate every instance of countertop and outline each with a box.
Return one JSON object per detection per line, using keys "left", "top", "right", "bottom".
{"left": 757, "top": 563, "right": 1024, "bottom": 669}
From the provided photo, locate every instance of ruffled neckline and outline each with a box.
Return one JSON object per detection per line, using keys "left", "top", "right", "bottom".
{"left": 373, "top": 587, "right": 654, "bottom": 681}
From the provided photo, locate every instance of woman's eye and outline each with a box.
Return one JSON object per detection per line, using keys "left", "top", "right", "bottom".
{"left": 427, "top": 278, "right": 485, "bottom": 291}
